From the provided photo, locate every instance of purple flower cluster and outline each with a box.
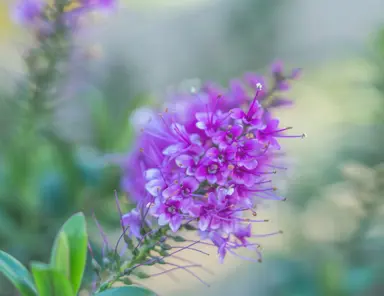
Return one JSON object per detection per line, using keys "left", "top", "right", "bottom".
{"left": 11, "top": 0, "right": 116, "bottom": 28}
{"left": 121, "top": 62, "right": 303, "bottom": 262}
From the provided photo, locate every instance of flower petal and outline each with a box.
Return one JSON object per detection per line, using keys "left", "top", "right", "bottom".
{"left": 170, "top": 215, "right": 182, "bottom": 232}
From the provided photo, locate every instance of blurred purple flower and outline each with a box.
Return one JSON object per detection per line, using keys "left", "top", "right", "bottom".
{"left": 122, "top": 208, "right": 142, "bottom": 238}
{"left": 11, "top": 0, "right": 44, "bottom": 26}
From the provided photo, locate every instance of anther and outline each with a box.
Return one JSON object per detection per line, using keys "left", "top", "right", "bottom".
{"left": 256, "top": 83, "right": 263, "bottom": 90}
{"left": 139, "top": 148, "right": 144, "bottom": 153}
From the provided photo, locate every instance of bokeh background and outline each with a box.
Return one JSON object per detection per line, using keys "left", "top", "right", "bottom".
{"left": 1, "top": 0, "right": 384, "bottom": 295}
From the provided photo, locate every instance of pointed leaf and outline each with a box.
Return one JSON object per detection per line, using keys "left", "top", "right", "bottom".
{"left": 0, "top": 251, "right": 37, "bottom": 296}
{"left": 96, "top": 285, "right": 157, "bottom": 296}
{"left": 50, "top": 231, "right": 70, "bottom": 278}
{"left": 31, "top": 262, "right": 74, "bottom": 296}
{"left": 59, "top": 212, "right": 88, "bottom": 294}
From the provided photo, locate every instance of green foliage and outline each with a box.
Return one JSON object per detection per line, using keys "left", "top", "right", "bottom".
{"left": 31, "top": 262, "right": 74, "bottom": 296}
{"left": 0, "top": 212, "right": 158, "bottom": 296}
{"left": 0, "top": 213, "right": 87, "bottom": 296}
{"left": 52, "top": 212, "right": 88, "bottom": 294}
{"left": 50, "top": 231, "right": 70, "bottom": 278}
{"left": 0, "top": 251, "right": 37, "bottom": 296}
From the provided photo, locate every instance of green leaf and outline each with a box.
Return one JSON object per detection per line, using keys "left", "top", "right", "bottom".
{"left": 96, "top": 285, "right": 157, "bottom": 296}
{"left": 31, "top": 262, "right": 74, "bottom": 296}
{"left": 50, "top": 230, "right": 70, "bottom": 278}
{"left": 59, "top": 212, "right": 88, "bottom": 294}
{"left": 0, "top": 251, "right": 37, "bottom": 296}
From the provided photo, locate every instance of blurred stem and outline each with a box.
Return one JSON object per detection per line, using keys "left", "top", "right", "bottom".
{"left": 345, "top": 190, "right": 380, "bottom": 266}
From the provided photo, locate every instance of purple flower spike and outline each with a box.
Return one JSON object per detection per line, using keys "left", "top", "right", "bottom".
{"left": 271, "top": 60, "right": 284, "bottom": 75}
{"left": 11, "top": 0, "right": 44, "bottom": 26}
{"left": 120, "top": 60, "right": 303, "bottom": 264}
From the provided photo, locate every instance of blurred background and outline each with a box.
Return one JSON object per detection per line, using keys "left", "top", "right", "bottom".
{"left": 1, "top": 0, "right": 384, "bottom": 295}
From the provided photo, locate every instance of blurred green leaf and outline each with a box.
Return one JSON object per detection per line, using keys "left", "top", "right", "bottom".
{"left": 50, "top": 231, "right": 70, "bottom": 279}
{"left": 318, "top": 260, "right": 345, "bottom": 296}
{"left": 31, "top": 262, "right": 74, "bottom": 296}
{"left": 59, "top": 212, "right": 88, "bottom": 294}
{"left": 344, "top": 267, "right": 376, "bottom": 295}
{"left": 96, "top": 285, "right": 157, "bottom": 296}
{"left": 0, "top": 250, "right": 37, "bottom": 296}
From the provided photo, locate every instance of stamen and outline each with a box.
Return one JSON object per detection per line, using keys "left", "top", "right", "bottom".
{"left": 164, "top": 262, "right": 210, "bottom": 286}
{"left": 169, "top": 246, "right": 210, "bottom": 256}
{"left": 149, "top": 264, "right": 201, "bottom": 278}
{"left": 252, "top": 231, "right": 282, "bottom": 238}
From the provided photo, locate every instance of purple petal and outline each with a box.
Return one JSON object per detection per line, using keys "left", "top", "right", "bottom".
{"left": 144, "top": 168, "right": 161, "bottom": 180}
{"left": 175, "top": 154, "right": 194, "bottom": 168}
{"left": 162, "top": 184, "right": 180, "bottom": 199}
{"left": 196, "top": 121, "right": 207, "bottom": 130}
{"left": 170, "top": 215, "right": 182, "bottom": 232}
{"left": 195, "top": 166, "right": 208, "bottom": 181}
{"left": 163, "top": 143, "right": 184, "bottom": 156}
{"left": 206, "top": 147, "right": 219, "bottom": 160}
{"left": 145, "top": 179, "right": 164, "bottom": 196}
{"left": 182, "top": 177, "right": 199, "bottom": 192}
{"left": 199, "top": 216, "right": 210, "bottom": 231}
{"left": 230, "top": 108, "right": 245, "bottom": 119}
{"left": 195, "top": 112, "right": 209, "bottom": 123}
{"left": 189, "top": 204, "right": 201, "bottom": 217}
{"left": 277, "top": 81, "right": 290, "bottom": 91}
{"left": 271, "top": 60, "right": 284, "bottom": 74}
{"left": 158, "top": 213, "right": 170, "bottom": 226}
{"left": 231, "top": 125, "right": 243, "bottom": 137}
{"left": 242, "top": 159, "right": 258, "bottom": 170}
{"left": 206, "top": 174, "right": 217, "bottom": 184}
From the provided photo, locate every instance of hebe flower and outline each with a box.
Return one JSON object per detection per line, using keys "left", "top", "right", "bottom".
{"left": 11, "top": 0, "right": 45, "bottom": 26}
{"left": 11, "top": 0, "right": 117, "bottom": 30}
{"left": 120, "top": 61, "right": 304, "bottom": 263}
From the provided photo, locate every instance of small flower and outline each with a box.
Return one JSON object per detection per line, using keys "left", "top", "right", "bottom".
{"left": 233, "top": 139, "right": 264, "bottom": 170}
{"left": 233, "top": 224, "right": 252, "bottom": 246}
{"left": 230, "top": 99, "right": 265, "bottom": 128}
{"left": 195, "top": 158, "right": 224, "bottom": 185}
{"left": 212, "top": 124, "right": 243, "bottom": 150}
{"left": 122, "top": 209, "right": 142, "bottom": 238}
{"left": 244, "top": 72, "right": 267, "bottom": 91}
{"left": 151, "top": 197, "right": 186, "bottom": 232}
{"left": 256, "top": 113, "right": 283, "bottom": 149}
{"left": 195, "top": 111, "right": 228, "bottom": 137}
{"left": 162, "top": 177, "right": 199, "bottom": 199}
